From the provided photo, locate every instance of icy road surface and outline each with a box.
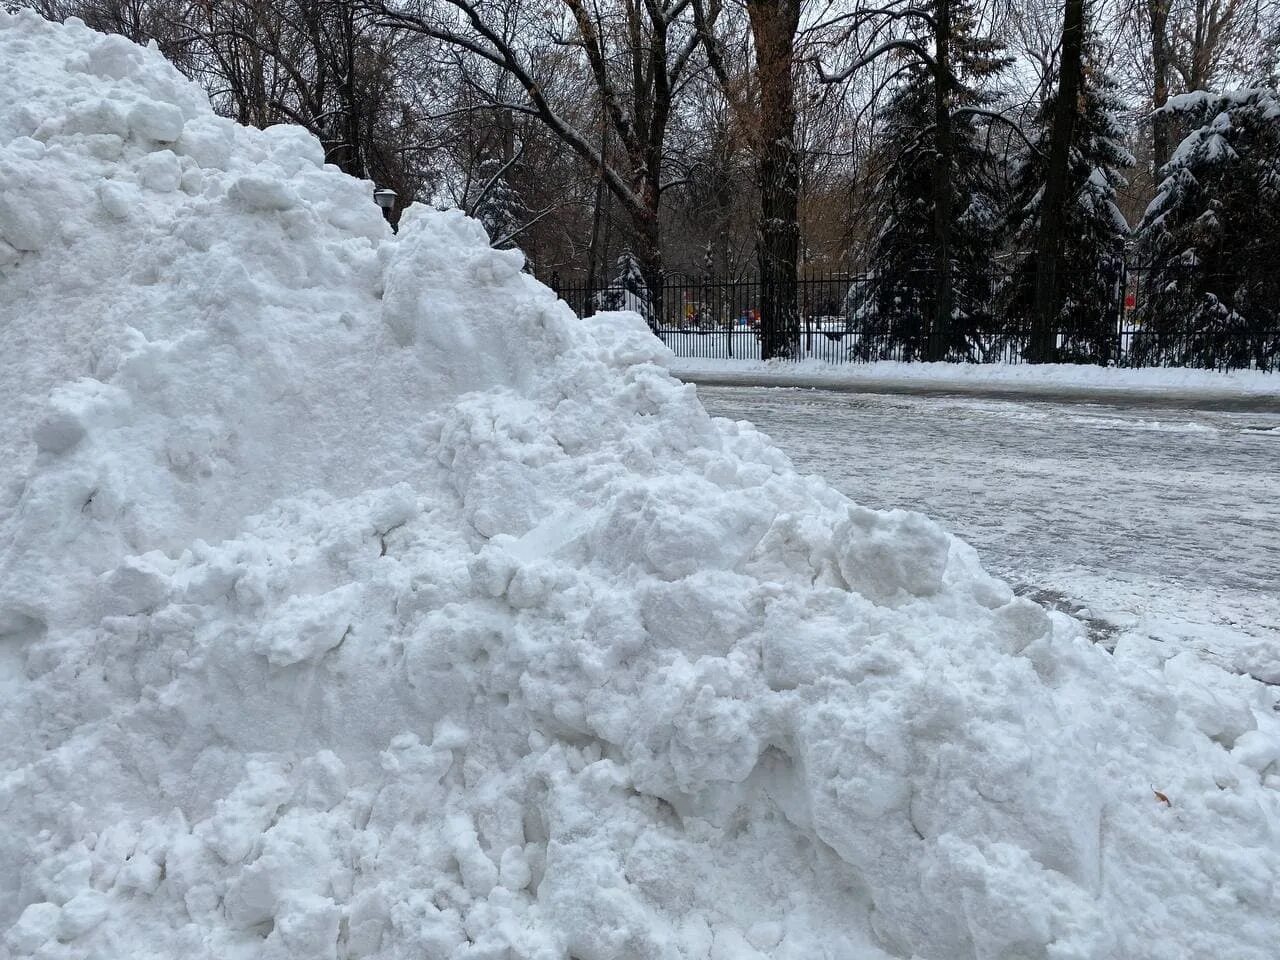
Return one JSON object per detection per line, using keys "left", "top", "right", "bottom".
{"left": 698, "top": 385, "right": 1280, "bottom": 682}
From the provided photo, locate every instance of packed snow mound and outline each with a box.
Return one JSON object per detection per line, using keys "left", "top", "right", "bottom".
{"left": 2, "top": 11, "right": 1278, "bottom": 960}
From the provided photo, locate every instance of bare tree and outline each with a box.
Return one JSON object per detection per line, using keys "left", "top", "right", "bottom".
{"left": 375, "top": 0, "right": 716, "bottom": 307}
{"left": 1120, "top": 0, "right": 1272, "bottom": 169}
{"left": 170, "top": 0, "right": 422, "bottom": 186}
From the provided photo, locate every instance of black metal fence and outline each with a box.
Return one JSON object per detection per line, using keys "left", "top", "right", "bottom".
{"left": 551, "top": 269, "right": 1280, "bottom": 372}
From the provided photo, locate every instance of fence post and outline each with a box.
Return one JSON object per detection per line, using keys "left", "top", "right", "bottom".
{"left": 804, "top": 279, "right": 812, "bottom": 356}
{"left": 1114, "top": 259, "right": 1127, "bottom": 366}
{"left": 723, "top": 279, "right": 733, "bottom": 358}
{"left": 1109, "top": 238, "right": 1125, "bottom": 366}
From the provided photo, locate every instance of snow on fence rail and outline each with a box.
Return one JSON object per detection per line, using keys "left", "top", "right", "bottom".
{"left": 552, "top": 271, "right": 1280, "bottom": 372}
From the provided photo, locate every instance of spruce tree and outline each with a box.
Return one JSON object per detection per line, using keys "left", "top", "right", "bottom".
{"left": 853, "top": 0, "right": 1008, "bottom": 361}
{"left": 1134, "top": 88, "right": 1280, "bottom": 370}
{"left": 600, "top": 250, "right": 653, "bottom": 324}
{"left": 472, "top": 156, "right": 526, "bottom": 250}
{"left": 1003, "top": 46, "right": 1133, "bottom": 363}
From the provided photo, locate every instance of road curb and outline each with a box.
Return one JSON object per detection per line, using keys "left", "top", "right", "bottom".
{"left": 673, "top": 369, "right": 1280, "bottom": 412}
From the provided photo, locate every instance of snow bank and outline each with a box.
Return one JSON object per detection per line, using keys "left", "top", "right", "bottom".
{"left": 2, "top": 12, "right": 1278, "bottom": 960}
{"left": 668, "top": 357, "right": 1280, "bottom": 402}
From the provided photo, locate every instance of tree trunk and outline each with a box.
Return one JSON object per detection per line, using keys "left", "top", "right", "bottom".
{"left": 1029, "top": 0, "right": 1087, "bottom": 363}
{"left": 748, "top": 0, "right": 802, "bottom": 361}
{"left": 930, "top": 0, "right": 954, "bottom": 362}
{"left": 1149, "top": 0, "right": 1173, "bottom": 171}
{"left": 585, "top": 105, "right": 610, "bottom": 315}
{"left": 633, "top": 209, "right": 665, "bottom": 330}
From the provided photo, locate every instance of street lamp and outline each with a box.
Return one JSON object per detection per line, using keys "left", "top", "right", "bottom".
{"left": 373, "top": 187, "right": 397, "bottom": 231}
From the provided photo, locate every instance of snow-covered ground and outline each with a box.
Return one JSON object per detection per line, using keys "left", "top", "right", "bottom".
{"left": 3, "top": 12, "right": 1280, "bottom": 960}
{"left": 672, "top": 356, "right": 1280, "bottom": 403}
{"left": 697, "top": 385, "right": 1280, "bottom": 682}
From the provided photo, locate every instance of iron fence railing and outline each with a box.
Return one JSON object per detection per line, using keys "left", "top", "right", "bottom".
{"left": 550, "top": 269, "right": 1279, "bottom": 372}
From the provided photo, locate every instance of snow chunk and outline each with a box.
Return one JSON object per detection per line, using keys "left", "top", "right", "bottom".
{"left": 85, "top": 32, "right": 148, "bottom": 79}
{"left": 228, "top": 174, "right": 298, "bottom": 211}
{"left": 251, "top": 584, "right": 362, "bottom": 666}
{"left": 62, "top": 97, "right": 130, "bottom": 138}
{"left": 4, "top": 903, "right": 60, "bottom": 953}
{"left": 835, "top": 505, "right": 951, "bottom": 603}
{"left": 127, "top": 98, "right": 184, "bottom": 142}
{"left": 32, "top": 379, "right": 131, "bottom": 454}
{"left": 174, "top": 115, "right": 234, "bottom": 169}
{"left": 0, "top": 188, "right": 49, "bottom": 251}
{"left": 55, "top": 891, "right": 110, "bottom": 941}
{"left": 136, "top": 148, "right": 181, "bottom": 192}
{"left": 97, "top": 178, "right": 139, "bottom": 219}
{"left": 262, "top": 123, "right": 325, "bottom": 170}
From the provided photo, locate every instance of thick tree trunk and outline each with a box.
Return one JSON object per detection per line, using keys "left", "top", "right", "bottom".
{"left": 1029, "top": 0, "right": 1087, "bottom": 363}
{"left": 929, "top": 0, "right": 954, "bottom": 362}
{"left": 748, "top": 0, "right": 802, "bottom": 360}
{"left": 633, "top": 208, "right": 665, "bottom": 329}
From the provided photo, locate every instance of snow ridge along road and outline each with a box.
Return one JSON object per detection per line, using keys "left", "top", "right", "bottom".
{"left": 671, "top": 357, "right": 1280, "bottom": 411}
{"left": 2, "top": 11, "right": 1278, "bottom": 960}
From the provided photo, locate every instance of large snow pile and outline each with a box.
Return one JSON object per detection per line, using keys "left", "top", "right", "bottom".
{"left": 2, "top": 12, "right": 1278, "bottom": 960}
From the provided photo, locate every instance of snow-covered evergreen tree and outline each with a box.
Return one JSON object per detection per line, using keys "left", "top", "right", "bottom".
{"left": 1002, "top": 47, "right": 1133, "bottom": 363}
{"left": 598, "top": 250, "right": 653, "bottom": 323}
{"left": 853, "top": 0, "right": 1009, "bottom": 361}
{"left": 1134, "top": 88, "right": 1280, "bottom": 369}
{"left": 471, "top": 156, "right": 526, "bottom": 249}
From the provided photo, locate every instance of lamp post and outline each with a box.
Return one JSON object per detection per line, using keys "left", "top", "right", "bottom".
{"left": 373, "top": 187, "right": 397, "bottom": 232}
